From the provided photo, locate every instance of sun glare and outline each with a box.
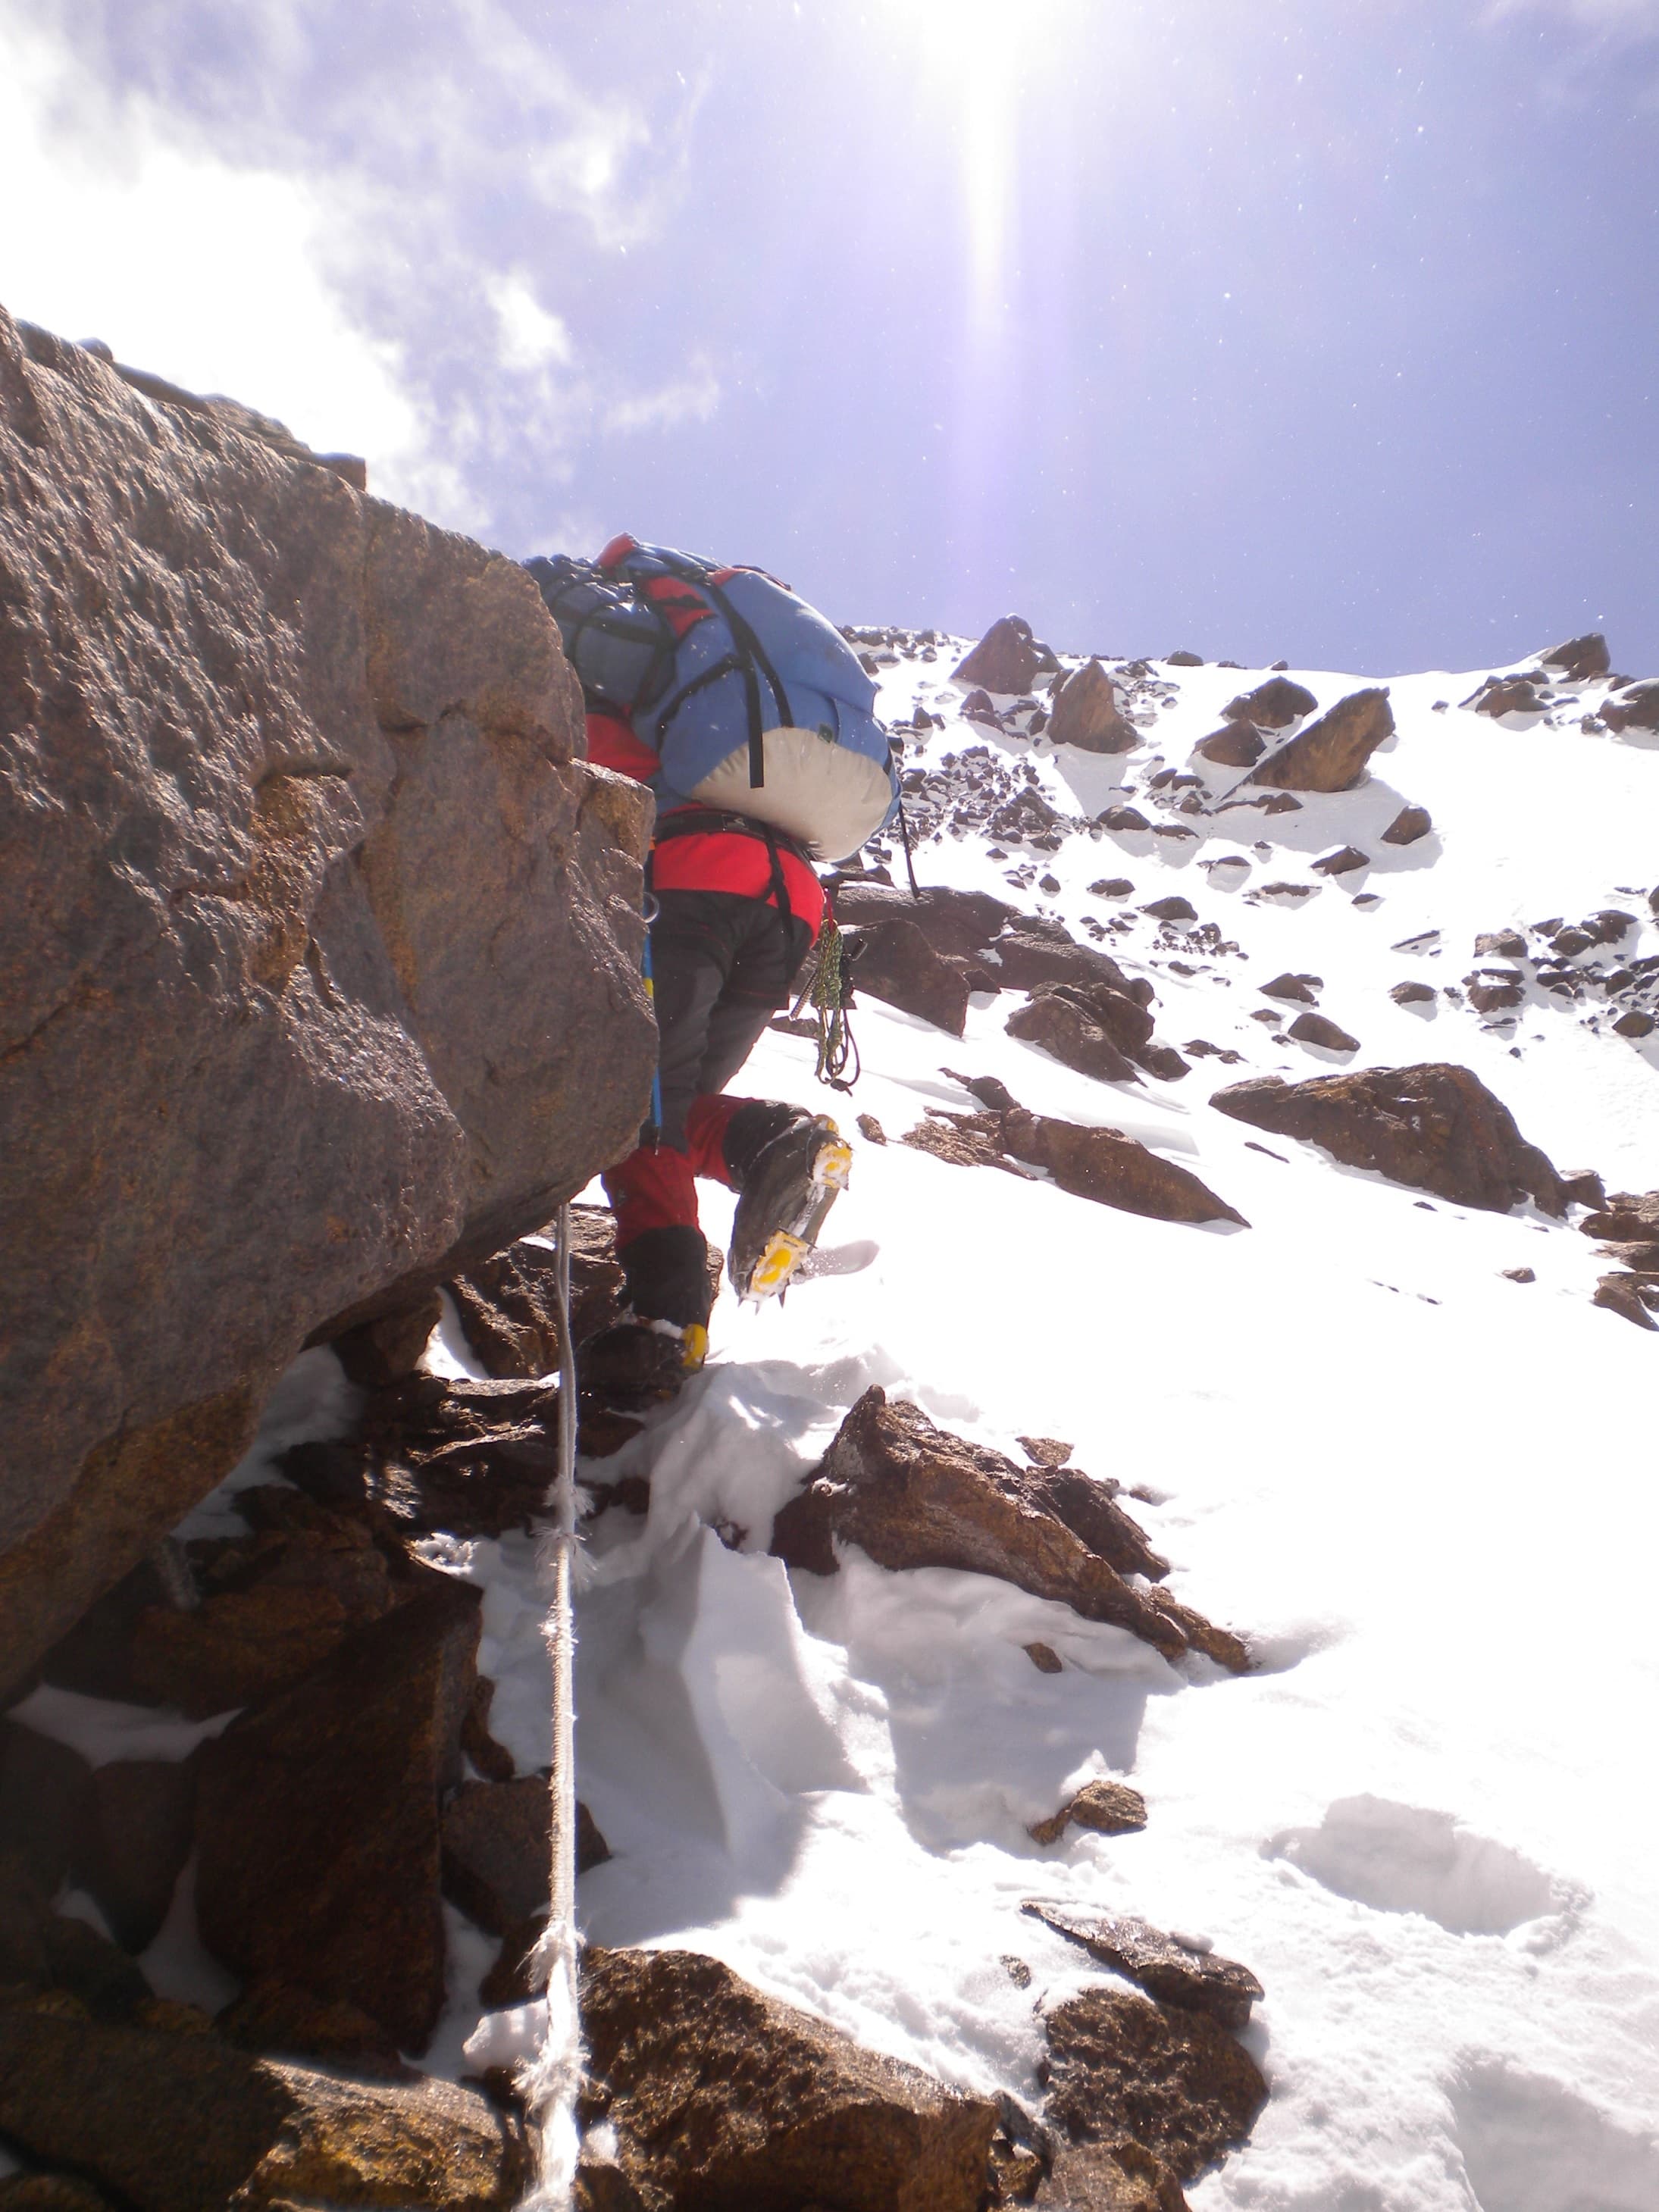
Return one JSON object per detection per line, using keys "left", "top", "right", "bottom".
{"left": 879, "top": 0, "right": 1091, "bottom": 323}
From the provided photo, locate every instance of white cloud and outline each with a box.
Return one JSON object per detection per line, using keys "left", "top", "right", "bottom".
{"left": 0, "top": 1, "right": 722, "bottom": 544}
{"left": 604, "top": 358, "right": 722, "bottom": 437}
{"left": 0, "top": 14, "right": 465, "bottom": 512}
{"left": 485, "top": 272, "right": 575, "bottom": 374}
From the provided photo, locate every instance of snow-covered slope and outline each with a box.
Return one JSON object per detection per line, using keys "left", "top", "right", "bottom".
{"left": 30, "top": 637, "right": 1659, "bottom": 2209}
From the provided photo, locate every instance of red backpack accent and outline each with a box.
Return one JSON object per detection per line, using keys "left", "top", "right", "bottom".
{"left": 585, "top": 709, "right": 662, "bottom": 782}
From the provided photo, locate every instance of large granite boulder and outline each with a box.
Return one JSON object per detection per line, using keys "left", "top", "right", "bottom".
{"left": 0, "top": 309, "right": 656, "bottom": 1690}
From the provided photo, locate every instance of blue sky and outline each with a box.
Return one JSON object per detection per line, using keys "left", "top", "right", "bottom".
{"left": 2, "top": 0, "right": 1655, "bottom": 674}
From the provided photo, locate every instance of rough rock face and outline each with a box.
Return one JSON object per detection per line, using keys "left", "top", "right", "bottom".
{"left": 1049, "top": 660, "right": 1136, "bottom": 752}
{"left": 1038, "top": 1985, "right": 1267, "bottom": 2192}
{"left": 1247, "top": 687, "right": 1394, "bottom": 792}
{"left": 194, "top": 1581, "right": 480, "bottom": 2051}
{"left": 0, "top": 2004, "right": 528, "bottom": 2211}
{"left": 988, "top": 918, "right": 1141, "bottom": 1000}
{"left": 849, "top": 915, "right": 972, "bottom": 1035}
{"left": 1006, "top": 989, "right": 1143, "bottom": 1085}
{"left": 0, "top": 311, "right": 656, "bottom": 1691}
{"left": 1194, "top": 724, "right": 1264, "bottom": 769}
{"left": 1381, "top": 803, "right": 1432, "bottom": 845}
{"left": 578, "top": 1945, "right": 1000, "bottom": 2212}
{"left": 953, "top": 615, "right": 1041, "bottom": 695}
{"left": 1022, "top": 1906, "right": 1263, "bottom": 2030}
{"left": 1219, "top": 675, "right": 1316, "bottom": 728}
{"left": 1211, "top": 1064, "right": 1567, "bottom": 1215}
{"left": 1003, "top": 1111, "right": 1247, "bottom": 1227}
{"left": 1028, "top": 1780, "right": 1148, "bottom": 1848}
{"left": 771, "top": 1388, "right": 1250, "bottom": 1671}
{"left": 447, "top": 1211, "right": 625, "bottom": 1381}
{"left": 1541, "top": 632, "right": 1610, "bottom": 680}
{"left": 1601, "top": 679, "right": 1659, "bottom": 734}
{"left": 831, "top": 880, "right": 1016, "bottom": 957}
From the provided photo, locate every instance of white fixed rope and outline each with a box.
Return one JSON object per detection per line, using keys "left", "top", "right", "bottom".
{"left": 515, "top": 1200, "right": 584, "bottom": 2210}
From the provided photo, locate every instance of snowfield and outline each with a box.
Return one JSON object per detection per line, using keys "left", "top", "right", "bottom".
{"left": 20, "top": 638, "right": 1659, "bottom": 2209}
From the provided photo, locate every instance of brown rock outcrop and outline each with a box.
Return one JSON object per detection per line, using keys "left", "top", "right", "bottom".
{"left": 1028, "top": 1780, "right": 1148, "bottom": 1848}
{"left": 1592, "top": 1275, "right": 1657, "bottom": 1331}
{"left": 953, "top": 615, "right": 1041, "bottom": 694}
{"left": 1541, "top": 632, "right": 1610, "bottom": 680}
{"left": 1003, "top": 1112, "right": 1247, "bottom": 1228}
{"left": 1022, "top": 1905, "right": 1263, "bottom": 2029}
{"left": 1381, "top": 804, "right": 1432, "bottom": 845}
{"left": 1601, "top": 679, "right": 1659, "bottom": 734}
{"left": 848, "top": 917, "right": 972, "bottom": 1035}
{"left": 988, "top": 918, "right": 1139, "bottom": 1000}
{"left": 194, "top": 1580, "right": 480, "bottom": 2051}
{"left": 831, "top": 881, "right": 1015, "bottom": 958}
{"left": 447, "top": 1209, "right": 624, "bottom": 1380}
{"left": 1260, "top": 973, "right": 1319, "bottom": 1005}
{"left": 1247, "top": 688, "right": 1394, "bottom": 791}
{"left": 1311, "top": 844, "right": 1369, "bottom": 876}
{"left": 0, "top": 311, "right": 656, "bottom": 1691}
{"left": 1286, "top": 1010, "right": 1359, "bottom": 1053}
{"left": 1050, "top": 661, "right": 1136, "bottom": 752}
{"left": 771, "top": 1389, "right": 1248, "bottom": 1670}
{"left": 440, "top": 1773, "right": 609, "bottom": 1936}
{"left": 1194, "top": 724, "right": 1264, "bottom": 769}
{"left": 1580, "top": 1191, "right": 1659, "bottom": 1241}
{"left": 1006, "top": 989, "right": 1144, "bottom": 1085}
{"left": 1211, "top": 1063, "right": 1567, "bottom": 1215}
{"left": 0, "top": 2004, "right": 527, "bottom": 2210}
{"left": 127, "top": 1508, "right": 396, "bottom": 1716}
{"left": 578, "top": 1945, "right": 1000, "bottom": 2211}
{"left": 1220, "top": 676, "right": 1316, "bottom": 728}
{"left": 283, "top": 1374, "right": 562, "bottom": 1540}
{"left": 1464, "top": 674, "right": 1545, "bottom": 717}
{"left": 1038, "top": 1985, "right": 1266, "bottom": 2189}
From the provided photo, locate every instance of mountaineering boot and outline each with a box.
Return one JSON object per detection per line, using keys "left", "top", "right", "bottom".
{"left": 727, "top": 1112, "right": 853, "bottom": 1303}
{"left": 581, "top": 1317, "right": 708, "bottom": 1410}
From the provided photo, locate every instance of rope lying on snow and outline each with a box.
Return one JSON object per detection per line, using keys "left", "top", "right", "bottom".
{"left": 515, "top": 1200, "right": 584, "bottom": 2209}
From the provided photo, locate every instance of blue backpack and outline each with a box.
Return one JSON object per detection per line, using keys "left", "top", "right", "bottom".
{"left": 525, "top": 537, "right": 898, "bottom": 862}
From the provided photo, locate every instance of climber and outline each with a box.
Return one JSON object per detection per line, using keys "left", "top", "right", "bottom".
{"left": 524, "top": 537, "right": 899, "bottom": 1400}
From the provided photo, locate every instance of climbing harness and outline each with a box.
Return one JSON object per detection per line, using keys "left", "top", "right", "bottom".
{"left": 515, "top": 1203, "right": 583, "bottom": 2210}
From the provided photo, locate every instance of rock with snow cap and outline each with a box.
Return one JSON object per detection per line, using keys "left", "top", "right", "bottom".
{"left": 1540, "top": 632, "right": 1610, "bottom": 681}
{"left": 578, "top": 1944, "right": 1000, "bottom": 2211}
{"left": 1219, "top": 675, "right": 1316, "bottom": 728}
{"left": 1022, "top": 1904, "right": 1264, "bottom": 2029}
{"left": 771, "top": 1388, "right": 1249, "bottom": 1669}
{"left": 1002, "top": 1111, "right": 1248, "bottom": 1230}
{"left": 1601, "top": 679, "right": 1659, "bottom": 734}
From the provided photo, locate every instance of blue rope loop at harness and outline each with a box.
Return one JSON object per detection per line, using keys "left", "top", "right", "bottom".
{"left": 640, "top": 888, "right": 664, "bottom": 1134}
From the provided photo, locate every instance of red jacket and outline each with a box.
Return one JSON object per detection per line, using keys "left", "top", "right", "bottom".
{"left": 587, "top": 709, "right": 825, "bottom": 942}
